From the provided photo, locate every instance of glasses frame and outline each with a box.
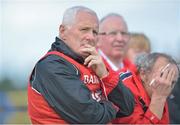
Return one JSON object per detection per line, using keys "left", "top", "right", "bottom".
{"left": 98, "top": 30, "right": 130, "bottom": 39}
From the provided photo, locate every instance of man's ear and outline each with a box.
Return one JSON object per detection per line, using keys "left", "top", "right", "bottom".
{"left": 59, "top": 25, "right": 66, "bottom": 39}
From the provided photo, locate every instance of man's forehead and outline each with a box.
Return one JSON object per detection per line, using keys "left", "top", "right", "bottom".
{"left": 76, "top": 11, "right": 98, "bottom": 20}
{"left": 100, "top": 17, "right": 127, "bottom": 32}
{"left": 74, "top": 12, "right": 98, "bottom": 25}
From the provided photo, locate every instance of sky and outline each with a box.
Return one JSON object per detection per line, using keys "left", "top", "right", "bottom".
{"left": 0, "top": 0, "right": 180, "bottom": 88}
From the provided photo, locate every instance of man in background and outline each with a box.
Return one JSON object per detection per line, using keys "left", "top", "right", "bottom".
{"left": 97, "top": 13, "right": 130, "bottom": 71}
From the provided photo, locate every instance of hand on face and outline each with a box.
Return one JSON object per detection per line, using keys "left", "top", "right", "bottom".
{"left": 150, "top": 64, "right": 178, "bottom": 98}
{"left": 80, "top": 44, "right": 108, "bottom": 78}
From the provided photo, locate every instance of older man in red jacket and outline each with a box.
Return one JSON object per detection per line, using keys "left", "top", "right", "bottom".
{"left": 112, "top": 53, "right": 179, "bottom": 124}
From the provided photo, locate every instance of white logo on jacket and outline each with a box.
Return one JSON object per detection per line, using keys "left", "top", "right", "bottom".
{"left": 91, "top": 90, "right": 102, "bottom": 102}
{"left": 84, "top": 75, "right": 100, "bottom": 84}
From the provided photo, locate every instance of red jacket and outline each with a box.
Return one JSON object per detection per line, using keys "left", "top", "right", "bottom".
{"left": 112, "top": 68, "right": 169, "bottom": 124}
{"left": 28, "top": 51, "right": 105, "bottom": 123}
{"left": 28, "top": 51, "right": 118, "bottom": 124}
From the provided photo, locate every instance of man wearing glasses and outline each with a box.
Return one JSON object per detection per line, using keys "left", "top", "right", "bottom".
{"left": 97, "top": 13, "right": 131, "bottom": 71}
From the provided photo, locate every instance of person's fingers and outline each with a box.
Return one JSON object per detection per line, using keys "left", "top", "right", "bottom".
{"left": 160, "top": 63, "right": 170, "bottom": 77}
{"left": 151, "top": 79, "right": 159, "bottom": 88}
{"left": 169, "top": 68, "right": 175, "bottom": 82}
{"left": 159, "top": 63, "right": 170, "bottom": 78}
{"left": 169, "top": 69, "right": 176, "bottom": 88}
{"left": 161, "top": 66, "right": 170, "bottom": 80}
{"left": 81, "top": 45, "right": 97, "bottom": 55}
{"left": 165, "top": 65, "right": 177, "bottom": 87}
{"left": 153, "top": 69, "right": 161, "bottom": 79}
{"left": 166, "top": 68, "right": 172, "bottom": 80}
{"left": 149, "top": 79, "right": 156, "bottom": 86}
{"left": 87, "top": 59, "right": 97, "bottom": 68}
{"left": 84, "top": 55, "right": 96, "bottom": 66}
{"left": 149, "top": 71, "right": 160, "bottom": 87}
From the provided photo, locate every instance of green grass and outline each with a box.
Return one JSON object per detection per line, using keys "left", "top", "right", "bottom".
{"left": 6, "top": 111, "right": 31, "bottom": 124}
{"left": 7, "top": 90, "right": 28, "bottom": 107}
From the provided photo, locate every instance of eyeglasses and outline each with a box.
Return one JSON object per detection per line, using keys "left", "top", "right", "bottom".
{"left": 99, "top": 31, "right": 130, "bottom": 39}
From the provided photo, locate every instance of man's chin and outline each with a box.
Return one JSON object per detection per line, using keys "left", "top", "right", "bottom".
{"left": 113, "top": 52, "right": 123, "bottom": 58}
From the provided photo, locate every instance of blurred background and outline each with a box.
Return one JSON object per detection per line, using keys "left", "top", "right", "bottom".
{"left": 0, "top": 0, "right": 179, "bottom": 123}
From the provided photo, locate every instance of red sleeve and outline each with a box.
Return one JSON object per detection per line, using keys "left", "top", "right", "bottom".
{"left": 100, "top": 70, "right": 135, "bottom": 117}
{"left": 144, "top": 108, "right": 160, "bottom": 123}
{"left": 100, "top": 70, "right": 119, "bottom": 95}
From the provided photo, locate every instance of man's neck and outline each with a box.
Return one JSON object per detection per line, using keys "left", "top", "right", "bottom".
{"left": 109, "top": 57, "right": 123, "bottom": 68}
{"left": 98, "top": 49, "right": 123, "bottom": 71}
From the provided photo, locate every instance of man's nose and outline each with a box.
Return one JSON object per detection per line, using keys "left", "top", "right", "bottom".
{"left": 85, "top": 31, "right": 96, "bottom": 41}
{"left": 115, "top": 32, "right": 123, "bottom": 41}
{"left": 85, "top": 31, "right": 97, "bottom": 46}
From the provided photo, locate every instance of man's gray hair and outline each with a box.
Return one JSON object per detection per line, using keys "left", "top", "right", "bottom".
{"left": 135, "top": 52, "right": 179, "bottom": 73}
{"left": 62, "top": 6, "right": 97, "bottom": 26}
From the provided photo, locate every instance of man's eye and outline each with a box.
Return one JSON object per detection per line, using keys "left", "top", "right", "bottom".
{"left": 121, "top": 32, "right": 127, "bottom": 35}
{"left": 93, "top": 31, "right": 98, "bottom": 36}
{"left": 122, "top": 32, "right": 130, "bottom": 36}
{"left": 109, "top": 31, "right": 117, "bottom": 35}
{"left": 80, "top": 28, "right": 88, "bottom": 31}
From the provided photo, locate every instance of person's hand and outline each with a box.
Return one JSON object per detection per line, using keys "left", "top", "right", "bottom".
{"left": 151, "top": 64, "right": 176, "bottom": 98}
{"left": 80, "top": 44, "right": 108, "bottom": 78}
{"left": 149, "top": 64, "right": 177, "bottom": 119}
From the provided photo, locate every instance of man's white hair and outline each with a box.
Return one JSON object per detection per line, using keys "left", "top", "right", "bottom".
{"left": 62, "top": 6, "right": 97, "bottom": 26}
{"left": 100, "top": 13, "right": 127, "bottom": 25}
